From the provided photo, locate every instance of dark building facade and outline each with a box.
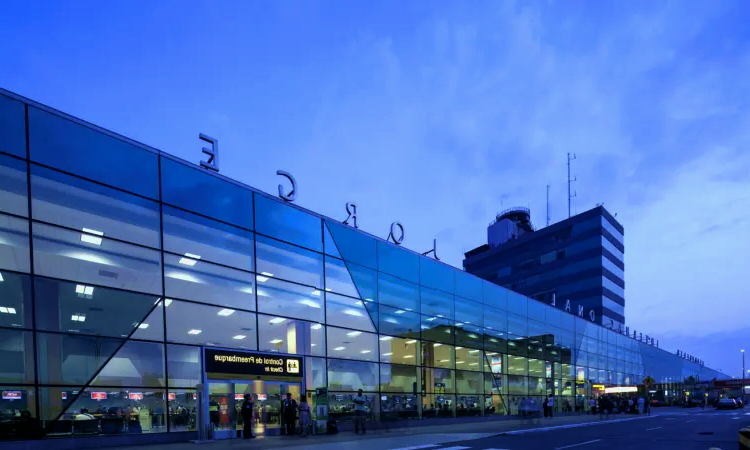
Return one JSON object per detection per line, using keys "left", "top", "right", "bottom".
{"left": 464, "top": 206, "right": 625, "bottom": 328}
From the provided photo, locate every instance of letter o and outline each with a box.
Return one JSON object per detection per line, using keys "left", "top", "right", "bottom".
{"left": 589, "top": 310, "right": 596, "bottom": 322}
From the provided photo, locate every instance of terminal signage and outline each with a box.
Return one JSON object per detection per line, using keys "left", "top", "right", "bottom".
{"left": 205, "top": 349, "right": 303, "bottom": 379}
{"left": 2, "top": 391, "right": 21, "bottom": 400}
{"left": 714, "top": 379, "right": 750, "bottom": 388}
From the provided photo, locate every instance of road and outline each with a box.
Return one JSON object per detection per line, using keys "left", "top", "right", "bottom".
{"left": 387, "top": 409, "right": 750, "bottom": 450}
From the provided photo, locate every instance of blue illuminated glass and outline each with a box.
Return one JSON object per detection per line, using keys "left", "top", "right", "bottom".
{"left": 161, "top": 157, "right": 253, "bottom": 230}
{"left": 0, "top": 153, "right": 28, "bottom": 217}
{"left": 507, "top": 292, "right": 527, "bottom": 317}
{"left": 28, "top": 107, "right": 159, "bottom": 199}
{"left": 420, "top": 258, "right": 454, "bottom": 294}
{"left": 325, "top": 221, "right": 376, "bottom": 269}
{"left": 482, "top": 281, "right": 507, "bottom": 310}
{"left": 455, "top": 270, "right": 482, "bottom": 302}
{"left": 0, "top": 94, "right": 26, "bottom": 158}
{"left": 377, "top": 240, "right": 419, "bottom": 284}
{"left": 255, "top": 194, "right": 321, "bottom": 251}
{"left": 378, "top": 272, "right": 419, "bottom": 312}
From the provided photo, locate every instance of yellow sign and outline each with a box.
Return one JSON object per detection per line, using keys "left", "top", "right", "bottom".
{"left": 643, "top": 376, "right": 655, "bottom": 388}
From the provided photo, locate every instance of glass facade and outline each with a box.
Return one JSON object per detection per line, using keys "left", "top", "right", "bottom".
{"left": 0, "top": 89, "right": 730, "bottom": 442}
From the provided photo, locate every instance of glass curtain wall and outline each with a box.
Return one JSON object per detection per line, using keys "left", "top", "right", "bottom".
{"left": 0, "top": 91, "right": 729, "bottom": 441}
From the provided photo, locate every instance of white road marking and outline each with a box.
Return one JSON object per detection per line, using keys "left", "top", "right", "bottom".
{"left": 554, "top": 439, "right": 602, "bottom": 449}
{"left": 439, "top": 447, "right": 471, "bottom": 450}
{"left": 501, "top": 416, "right": 657, "bottom": 435}
{"left": 732, "top": 417, "right": 742, "bottom": 420}
{"left": 666, "top": 418, "right": 676, "bottom": 420}
{"left": 388, "top": 446, "right": 439, "bottom": 450}
{"left": 646, "top": 427, "right": 662, "bottom": 431}
{"left": 686, "top": 420, "right": 695, "bottom": 423}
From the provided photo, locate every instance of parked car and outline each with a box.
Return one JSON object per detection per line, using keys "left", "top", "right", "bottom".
{"left": 717, "top": 398, "right": 738, "bottom": 410}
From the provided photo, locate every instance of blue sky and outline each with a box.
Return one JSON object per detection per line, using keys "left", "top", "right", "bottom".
{"left": 2, "top": 0, "right": 749, "bottom": 376}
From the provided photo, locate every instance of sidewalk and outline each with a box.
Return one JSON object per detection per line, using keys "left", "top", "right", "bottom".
{"left": 111, "top": 410, "right": 674, "bottom": 450}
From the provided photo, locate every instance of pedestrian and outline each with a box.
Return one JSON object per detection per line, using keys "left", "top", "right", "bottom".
{"left": 352, "top": 389, "right": 368, "bottom": 435}
{"left": 298, "top": 396, "right": 311, "bottom": 437}
{"left": 282, "top": 392, "right": 298, "bottom": 436}
{"left": 241, "top": 394, "right": 255, "bottom": 439}
{"left": 589, "top": 397, "right": 597, "bottom": 414}
{"left": 543, "top": 397, "right": 549, "bottom": 419}
{"left": 547, "top": 395, "right": 554, "bottom": 419}
{"left": 637, "top": 396, "right": 644, "bottom": 415}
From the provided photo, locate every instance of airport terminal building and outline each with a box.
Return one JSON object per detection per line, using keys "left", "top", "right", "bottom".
{"left": 0, "top": 89, "right": 729, "bottom": 446}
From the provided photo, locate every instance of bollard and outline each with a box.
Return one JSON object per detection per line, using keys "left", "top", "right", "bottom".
{"left": 739, "top": 427, "right": 750, "bottom": 450}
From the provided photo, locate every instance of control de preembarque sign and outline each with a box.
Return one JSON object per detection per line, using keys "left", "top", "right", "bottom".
{"left": 205, "top": 349, "right": 303, "bottom": 379}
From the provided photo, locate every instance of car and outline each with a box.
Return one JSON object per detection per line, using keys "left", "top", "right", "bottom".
{"left": 717, "top": 398, "right": 738, "bottom": 410}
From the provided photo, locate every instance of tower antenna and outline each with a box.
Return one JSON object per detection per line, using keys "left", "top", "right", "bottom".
{"left": 567, "top": 153, "right": 577, "bottom": 218}
{"left": 546, "top": 184, "right": 550, "bottom": 226}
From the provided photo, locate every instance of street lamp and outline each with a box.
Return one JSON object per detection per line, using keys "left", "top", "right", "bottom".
{"left": 742, "top": 350, "right": 746, "bottom": 380}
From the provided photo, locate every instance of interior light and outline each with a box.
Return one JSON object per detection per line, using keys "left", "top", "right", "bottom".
{"left": 75, "top": 284, "right": 94, "bottom": 297}
{"left": 455, "top": 347, "right": 463, "bottom": 350}
{"left": 269, "top": 317, "right": 286, "bottom": 324}
{"left": 426, "top": 317, "right": 436, "bottom": 322}
{"left": 420, "top": 325, "right": 429, "bottom": 329}
{"left": 333, "top": 347, "right": 346, "bottom": 351}
{"left": 179, "top": 253, "right": 201, "bottom": 266}
{"left": 325, "top": 288, "right": 332, "bottom": 292}
{"left": 360, "top": 350, "right": 371, "bottom": 354}
{"left": 71, "top": 314, "right": 86, "bottom": 322}
{"left": 347, "top": 331, "right": 362, "bottom": 337}
{"left": 298, "top": 300, "right": 321, "bottom": 308}
{"left": 0, "top": 273, "right": 4, "bottom": 282}
{"left": 311, "top": 290, "right": 321, "bottom": 297}
{"left": 403, "top": 355, "right": 414, "bottom": 359}
{"left": 456, "top": 361, "right": 465, "bottom": 364}
{"left": 406, "top": 340, "right": 417, "bottom": 344}
{"left": 489, "top": 338, "right": 499, "bottom": 343}
{"left": 217, "top": 309, "right": 235, "bottom": 316}
{"left": 256, "top": 272, "right": 274, "bottom": 283}
{"left": 270, "top": 339, "right": 283, "bottom": 344}
{"left": 80, "top": 228, "right": 104, "bottom": 246}
{"left": 239, "top": 286, "right": 254, "bottom": 294}
{"left": 394, "top": 310, "right": 405, "bottom": 315}
{"left": 439, "top": 359, "right": 449, "bottom": 363}
{"left": 445, "top": 329, "right": 451, "bottom": 334}
{"left": 138, "top": 323, "right": 149, "bottom": 329}
{"left": 164, "top": 299, "right": 172, "bottom": 307}
{"left": 379, "top": 336, "right": 393, "bottom": 341}
{"left": 382, "top": 352, "right": 393, "bottom": 356}
{"left": 384, "top": 318, "right": 399, "bottom": 324}
{"left": 469, "top": 349, "right": 480, "bottom": 354}
{"left": 436, "top": 314, "right": 444, "bottom": 318}
{"left": 233, "top": 335, "right": 246, "bottom": 340}
{"left": 433, "top": 343, "right": 442, "bottom": 347}
{"left": 187, "top": 329, "right": 202, "bottom": 335}
{"left": 343, "top": 309, "right": 363, "bottom": 317}
{"left": 487, "top": 352, "right": 498, "bottom": 356}
{"left": 311, "top": 324, "right": 322, "bottom": 330}
{"left": 469, "top": 362, "right": 479, "bottom": 366}
{"left": 0, "top": 306, "right": 17, "bottom": 314}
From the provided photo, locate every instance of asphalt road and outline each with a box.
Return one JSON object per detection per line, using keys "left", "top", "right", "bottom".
{"left": 398, "top": 408, "right": 750, "bottom": 450}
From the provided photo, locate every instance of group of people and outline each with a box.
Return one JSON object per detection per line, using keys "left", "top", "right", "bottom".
{"left": 239, "top": 392, "right": 312, "bottom": 439}
{"left": 589, "top": 395, "right": 649, "bottom": 417}
{"left": 519, "top": 395, "right": 556, "bottom": 420}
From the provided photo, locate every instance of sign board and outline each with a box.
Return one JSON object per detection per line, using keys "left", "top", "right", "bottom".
{"left": 2, "top": 391, "right": 22, "bottom": 400}
{"left": 604, "top": 386, "right": 638, "bottom": 394}
{"left": 168, "top": 393, "right": 176, "bottom": 401}
{"left": 643, "top": 376, "right": 655, "bottom": 388}
{"left": 714, "top": 379, "right": 750, "bottom": 388}
{"left": 91, "top": 392, "right": 107, "bottom": 400}
{"left": 205, "top": 349, "right": 303, "bottom": 379}
{"left": 129, "top": 393, "right": 143, "bottom": 400}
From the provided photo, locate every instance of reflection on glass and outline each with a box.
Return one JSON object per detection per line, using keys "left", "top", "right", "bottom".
{"left": 0, "top": 214, "right": 31, "bottom": 273}
{"left": 326, "top": 292, "right": 377, "bottom": 333}
{"left": 0, "top": 153, "right": 28, "bottom": 217}
{"left": 379, "top": 336, "right": 419, "bottom": 366}
{"left": 256, "top": 235, "right": 323, "bottom": 288}
{"left": 255, "top": 194, "right": 321, "bottom": 252}
{"left": 258, "top": 314, "right": 324, "bottom": 356}
{"left": 165, "top": 300, "right": 258, "bottom": 350}
{"left": 326, "top": 327, "right": 377, "bottom": 362}
{"left": 257, "top": 277, "right": 324, "bottom": 324}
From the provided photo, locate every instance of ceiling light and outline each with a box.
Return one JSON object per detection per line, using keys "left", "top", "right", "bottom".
{"left": 456, "top": 361, "right": 464, "bottom": 364}
{"left": 217, "top": 309, "right": 235, "bottom": 316}
{"left": 469, "top": 362, "right": 479, "bottom": 366}
{"left": 270, "top": 339, "right": 283, "bottom": 344}
{"left": 0, "top": 306, "right": 16, "bottom": 314}
{"left": 394, "top": 310, "right": 405, "bottom": 315}
{"left": 233, "top": 335, "right": 246, "bottom": 340}
{"left": 256, "top": 272, "right": 274, "bottom": 283}
{"left": 179, "top": 253, "right": 201, "bottom": 266}
{"left": 384, "top": 318, "right": 398, "bottom": 324}
{"left": 406, "top": 340, "right": 417, "bottom": 344}
{"left": 433, "top": 343, "right": 442, "bottom": 347}
{"left": 487, "top": 352, "right": 498, "bottom": 356}
{"left": 269, "top": 317, "right": 286, "bottom": 324}
{"left": 138, "top": 323, "right": 149, "bottom": 329}
{"left": 0, "top": 273, "right": 4, "bottom": 282}
{"left": 311, "top": 290, "right": 321, "bottom": 296}
{"left": 469, "top": 349, "right": 480, "bottom": 354}
{"left": 71, "top": 314, "right": 86, "bottom": 322}
{"left": 325, "top": 288, "right": 332, "bottom": 292}
{"left": 343, "top": 309, "right": 363, "bottom": 317}
{"left": 360, "top": 350, "right": 371, "bottom": 354}
{"left": 333, "top": 346, "right": 346, "bottom": 351}
{"left": 455, "top": 347, "right": 463, "bottom": 350}
{"left": 436, "top": 314, "right": 443, "bottom": 318}
{"left": 364, "top": 298, "right": 373, "bottom": 302}
{"left": 347, "top": 331, "right": 362, "bottom": 337}
{"left": 75, "top": 285, "right": 94, "bottom": 296}
{"left": 311, "top": 324, "right": 322, "bottom": 330}
{"left": 426, "top": 317, "right": 436, "bottom": 322}
{"left": 188, "top": 329, "right": 202, "bottom": 335}
{"left": 445, "top": 329, "right": 451, "bottom": 334}
{"left": 382, "top": 352, "right": 393, "bottom": 356}
{"left": 468, "top": 334, "right": 478, "bottom": 339}
{"left": 379, "top": 336, "right": 393, "bottom": 341}
{"left": 489, "top": 338, "right": 499, "bottom": 343}
{"left": 298, "top": 299, "right": 321, "bottom": 308}
{"left": 439, "top": 359, "right": 449, "bottom": 363}
{"left": 403, "top": 355, "right": 414, "bottom": 359}
{"left": 80, "top": 228, "right": 104, "bottom": 246}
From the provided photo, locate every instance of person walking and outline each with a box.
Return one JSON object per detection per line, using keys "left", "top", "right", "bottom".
{"left": 589, "top": 397, "right": 597, "bottom": 414}
{"left": 637, "top": 396, "right": 645, "bottom": 415}
{"left": 547, "top": 395, "right": 554, "bottom": 419}
{"left": 352, "top": 389, "right": 368, "bottom": 434}
{"left": 282, "top": 393, "right": 298, "bottom": 436}
{"left": 298, "top": 397, "right": 311, "bottom": 437}
{"left": 241, "top": 394, "right": 255, "bottom": 439}
{"left": 543, "top": 397, "right": 549, "bottom": 419}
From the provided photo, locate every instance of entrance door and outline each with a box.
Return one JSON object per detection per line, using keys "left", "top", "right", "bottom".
{"left": 207, "top": 380, "right": 302, "bottom": 438}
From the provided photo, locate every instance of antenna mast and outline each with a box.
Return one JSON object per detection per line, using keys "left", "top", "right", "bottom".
{"left": 567, "top": 152, "right": 577, "bottom": 218}
{"left": 546, "top": 184, "right": 550, "bottom": 226}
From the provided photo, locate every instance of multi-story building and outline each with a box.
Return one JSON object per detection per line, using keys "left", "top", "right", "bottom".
{"left": 0, "top": 89, "right": 726, "bottom": 447}
{"left": 463, "top": 206, "right": 626, "bottom": 328}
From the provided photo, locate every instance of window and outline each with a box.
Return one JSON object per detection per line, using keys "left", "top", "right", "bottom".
{"left": 507, "top": 314, "right": 527, "bottom": 339}
{"left": 257, "top": 277, "right": 324, "bottom": 323}
{"left": 0, "top": 214, "right": 30, "bottom": 273}
{"left": 378, "top": 272, "right": 419, "bottom": 312}
{"left": 327, "top": 359, "right": 378, "bottom": 391}
{"left": 28, "top": 107, "right": 159, "bottom": 199}
{"left": 0, "top": 94, "right": 27, "bottom": 158}
{"left": 601, "top": 217, "right": 624, "bottom": 244}
{"left": 258, "top": 314, "right": 324, "bottom": 356}
{"left": 455, "top": 270, "right": 482, "bottom": 302}
{"left": 325, "top": 292, "right": 377, "bottom": 332}
{"left": 0, "top": 329, "right": 34, "bottom": 384}
{"left": 602, "top": 276, "right": 625, "bottom": 299}
{"left": 507, "top": 292, "right": 527, "bottom": 317}
{"left": 31, "top": 165, "right": 161, "bottom": 248}
{"left": 325, "top": 257, "right": 377, "bottom": 302}
{"left": 527, "top": 299, "right": 545, "bottom": 322}
{"left": 379, "top": 364, "right": 418, "bottom": 393}
{"left": 421, "top": 287, "right": 454, "bottom": 319}
{"left": 0, "top": 271, "right": 32, "bottom": 329}
{"left": 167, "top": 344, "right": 202, "bottom": 388}
{"left": 256, "top": 235, "right": 322, "bottom": 288}
{"left": 379, "top": 304, "right": 420, "bottom": 338}
{"left": 455, "top": 323, "right": 483, "bottom": 350}
{"left": 36, "top": 332, "right": 123, "bottom": 385}
{"left": 454, "top": 297, "right": 482, "bottom": 325}
{"left": 164, "top": 252, "right": 256, "bottom": 309}
{"left": 602, "top": 297, "right": 625, "bottom": 317}
{"left": 601, "top": 236, "right": 624, "bottom": 262}
{"left": 34, "top": 276, "right": 160, "bottom": 338}
{"left": 601, "top": 256, "right": 624, "bottom": 281}
{"left": 165, "top": 300, "right": 258, "bottom": 350}
{"left": 325, "top": 221, "right": 376, "bottom": 269}
{"left": 455, "top": 370, "right": 484, "bottom": 394}
{"left": 571, "top": 217, "right": 601, "bottom": 235}
{"left": 424, "top": 367, "right": 455, "bottom": 393}
{"left": 455, "top": 346, "right": 483, "bottom": 371}
{"left": 91, "top": 340, "right": 166, "bottom": 387}
{"left": 160, "top": 157, "right": 253, "bottom": 229}
{"left": 0, "top": 153, "right": 27, "bottom": 217}
{"left": 483, "top": 307, "right": 507, "bottom": 334}
{"left": 544, "top": 305, "right": 561, "bottom": 327}
{"left": 507, "top": 375, "right": 528, "bottom": 395}
{"left": 507, "top": 355, "right": 528, "bottom": 376}
{"left": 162, "top": 205, "right": 254, "bottom": 272}
{"left": 305, "top": 357, "right": 327, "bottom": 391}
{"left": 255, "top": 194, "right": 320, "bottom": 251}
{"left": 379, "top": 336, "right": 419, "bottom": 365}
{"left": 419, "top": 258, "right": 454, "bottom": 294}
{"left": 377, "top": 240, "right": 419, "bottom": 284}
{"left": 420, "top": 315, "right": 454, "bottom": 345}
{"left": 32, "top": 222, "right": 161, "bottom": 294}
